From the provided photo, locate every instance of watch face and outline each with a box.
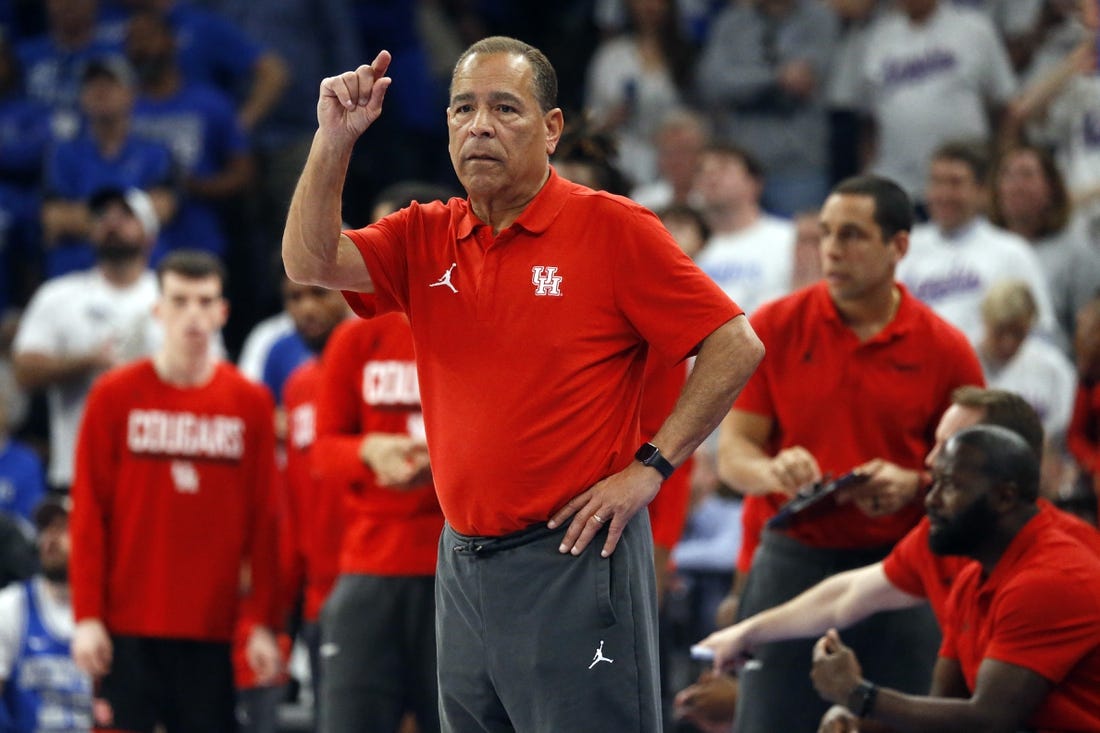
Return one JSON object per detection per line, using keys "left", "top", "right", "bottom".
{"left": 636, "top": 443, "right": 658, "bottom": 463}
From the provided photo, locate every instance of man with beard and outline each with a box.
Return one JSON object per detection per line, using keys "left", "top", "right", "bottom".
{"left": 13, "top": 187, "right": 160, "bottom": 493}
{"left": 812, "top": 425, "right": 1100, "bottom": 732}
{"left": 0, "top": 496, "right": 93, "bottom": 731}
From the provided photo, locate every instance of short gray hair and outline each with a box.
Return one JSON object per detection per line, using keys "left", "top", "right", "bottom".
{"left": 452, "top": 36, "right": 558, "bottom": 112}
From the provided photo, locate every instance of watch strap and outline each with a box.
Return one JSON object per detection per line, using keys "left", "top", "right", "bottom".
{"left": 635, "top": 442, "right": 675, "bottom": 480}
{"left": 846, "top": 680, "right": 877, "bottom": 718}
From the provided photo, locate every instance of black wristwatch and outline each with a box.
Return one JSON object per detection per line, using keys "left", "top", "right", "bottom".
{"left": 635, "top": 442, "right": 675, "bottom": 480}
{"left": 846, "top": 679, "right": 878, "bottom": 718}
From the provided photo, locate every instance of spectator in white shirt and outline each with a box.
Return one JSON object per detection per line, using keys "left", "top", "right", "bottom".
{"left": 897, "top": 139, "right": 1059, "bottom": 346}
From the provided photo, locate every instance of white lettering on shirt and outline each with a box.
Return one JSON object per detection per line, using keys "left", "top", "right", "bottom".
{"left": 127, "top": 410, "right": 246, "bottom": 459}
{"left": 361, "top": 361, "right": 420, "bottom": 406}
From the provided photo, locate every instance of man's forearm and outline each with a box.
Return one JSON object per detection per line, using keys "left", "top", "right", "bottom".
{"left": 869, "top": 688, "right": 1007, "bottom": 733}
{"left": 652, "top": 316, "right": 763, "bottom": 466}
{"left": 281, "top": 132, "right": 355, "bottom": 288}
{"left": 13, "top": 351, "right": 100, "bottom": 390}
{"left": 746, "top": 566, "right": 918, "bottom": 646}
{"left": 717, "top": 444, "right": 780, "bottom": 495}
{"left": 239, "top": 53, "right": 290, "bottom": 131}
{"left": 187, "top": 154, "right": 253, "bottom": 199}
{"left": 743, "top": 573, "right": 858, "bottom": 646}
{"left": 40, "top": 201, "right": 90, "bottom": 244}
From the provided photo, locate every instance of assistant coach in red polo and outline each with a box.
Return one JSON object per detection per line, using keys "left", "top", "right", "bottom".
{"left": 282, "top": 36, "right": 763, "bottom": 732}
{"left": 812, "top": 425, "right": 1100, "bottom": 732}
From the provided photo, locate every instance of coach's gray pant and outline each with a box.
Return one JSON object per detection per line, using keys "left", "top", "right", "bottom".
{"left": 436, "top": 513, "right": 662, "bottom": 732}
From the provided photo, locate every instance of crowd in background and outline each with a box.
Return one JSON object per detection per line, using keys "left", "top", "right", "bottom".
{"left": 2, "top": 0, "right": 1100, "bottom": 731}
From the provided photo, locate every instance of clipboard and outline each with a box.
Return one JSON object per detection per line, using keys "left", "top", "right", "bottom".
{"left": 765, "top": 470, "right": 869, "bottom": 529}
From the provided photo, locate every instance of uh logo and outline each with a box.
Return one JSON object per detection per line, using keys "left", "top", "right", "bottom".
{"left": 531, "top": 266, "right": 563, "bottom": 297}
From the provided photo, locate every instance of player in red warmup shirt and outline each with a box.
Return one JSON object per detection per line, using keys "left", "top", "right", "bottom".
{"left": 70, "top": 251, "right": 281, "bottom": 733}
{"left": 311, "top": 313, "right": 440, "bottom": 733}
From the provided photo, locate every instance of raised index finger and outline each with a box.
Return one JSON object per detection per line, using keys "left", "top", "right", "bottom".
{"left": 352, "top": 51, "right": 391, "bottom": 107}
{"left": 368, "top": 49, "right": 392, "bottom": 80}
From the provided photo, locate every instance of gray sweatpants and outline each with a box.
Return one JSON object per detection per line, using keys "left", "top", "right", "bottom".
{"left": 436, "top": 514, "right": 663, "bottom": 732}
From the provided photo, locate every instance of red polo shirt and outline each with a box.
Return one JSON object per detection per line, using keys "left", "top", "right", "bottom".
{"left": 343, "top": 167, "right": 740, "bottom": 536}
{"left": 883, "top": 501, "right": 1100, "bottom": 625}
{"left": 735, "top": 282, "right": 984, "bottom": 549}
{"left": 941, "top": 509, "right": 1100, "bottom": 731}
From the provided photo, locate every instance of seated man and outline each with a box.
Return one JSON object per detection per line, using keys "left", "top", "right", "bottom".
{"left": 812, "top": 425, "right": 1100, "bottom": 732}
{"left": 680, "top": 387, "right": 1100, "bottom": 729}
{"left": 695, "top": 388, "right": 1098, "bottom": 669}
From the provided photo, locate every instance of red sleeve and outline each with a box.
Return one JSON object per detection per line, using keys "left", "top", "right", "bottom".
{"left": 278, "top": 460, "right": 307, "bottom": 602}
{"left": 1068, "top": 384, "right": 1099, "bottom": 474}
{"left": 70, "top": 377, "right": 120, "bottom": 623}
{"left": 240, "top": 386, "right": 281, "bottom": 631}
{"left": 281, "top": 365, "right": 312, "bottom": 566}
{"left": 342, "top": 206, "right": 417, "bottom": 318}
{"left": 882, "top": 521, "right": 931, "bottom": 598}
{"left": 613, "top": 206, "right": 742, "bottom": 367}
{"left": 939, "top": 615, "right": 959, "bottom": 661}
{"left": 313, "top": 324, "right": 374, "bottom": 483}
{"left": 274, "top": 469, "right": 303, "bottom": 620}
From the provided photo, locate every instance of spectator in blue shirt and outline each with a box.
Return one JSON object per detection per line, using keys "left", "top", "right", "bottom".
{"left": 40, "top": 56, "right": 176, "bottom": 277}
{"left": 98, "top": 0, "right": 287, "bottom": 133}
{"left": 125, "top": 9, "right": 251, "bottom": 262}
{"left": 14, "top": 0, "right": 118, "bottom": 139}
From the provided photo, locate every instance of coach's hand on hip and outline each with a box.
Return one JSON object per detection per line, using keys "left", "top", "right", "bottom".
{"left": 549, "top": 461, "right": 662, "bottom": 558}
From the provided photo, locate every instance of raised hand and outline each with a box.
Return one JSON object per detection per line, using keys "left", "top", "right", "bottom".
{"left": 317, "top": 50, "right": 393, "bottom": 146}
